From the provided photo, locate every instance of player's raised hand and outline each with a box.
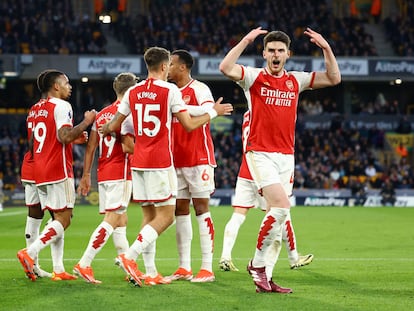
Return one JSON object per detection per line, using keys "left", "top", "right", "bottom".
{"left": 304, "top": 27, "right": 330, "bottom": 50}
{"left": 243, "top": 27, "right": 268, "bottom": 44}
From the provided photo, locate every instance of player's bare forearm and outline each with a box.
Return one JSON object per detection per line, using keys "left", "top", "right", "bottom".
{"left": 304, "top": 27, "right": 341, "bottom": 87}
{"left": 121, "top": 135, "right": 134, "bottom": 154}
{"left": 59, "top": 121, "right": 90, "bottom": 145}
{"left": 58, "top": 110, "right": 96, "bottom": 144}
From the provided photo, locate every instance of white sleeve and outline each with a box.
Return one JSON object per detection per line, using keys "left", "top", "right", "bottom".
{"left": 187, "top": 81, "right": 215, "bottom": 116}
{"left": 54, "top": 99, "right": 73, "bottom": 130}
{"left": 290, "top": 71, "right": 314, "bottom": 92}
{"left": 170, "top": 85, "right": 187, "bottom": 114}
{"left": 186, "top": 103, "right": 214, "bottom": 116}
{"left": 121, "top": 114, "right": 134, "bottom": 136}
{"left": 118, "top": 88, "right": 132, "bottom": 116}
{"left": 237, "top": 66, "right": 261, "bottom": 91}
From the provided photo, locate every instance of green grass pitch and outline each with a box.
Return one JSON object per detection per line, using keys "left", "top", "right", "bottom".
{"left": 1, "top": 204, "right": 413, "bottom": 311}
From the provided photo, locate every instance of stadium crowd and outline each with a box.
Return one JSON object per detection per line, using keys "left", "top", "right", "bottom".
{"left": 0, "top": 0, "right": 384, "bottom": 57}
{"left": 1, "top": 94, "right": 412, "bottom": 196}
{"left": 212, "top": 109, "right": 414, "bottom": 191}
{"left": 383, "top": 0, "right": 414, "bottom": 56}
{"left": 113, "top": 0, "right": 378, "bottom": 57}
{"left": 3, "top": 0, "right": 413, "bottom": 57}
{"left": 0, "top": 0, "right": 106, "bottom": 54}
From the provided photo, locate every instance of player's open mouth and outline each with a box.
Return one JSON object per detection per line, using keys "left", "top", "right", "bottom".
{"left": 272, "top": 60, "right": 280, "bottom": 65}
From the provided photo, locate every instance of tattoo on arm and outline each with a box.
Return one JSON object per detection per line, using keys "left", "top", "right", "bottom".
{"left": 59, "top": 121, "right": 89, "bottom": 144}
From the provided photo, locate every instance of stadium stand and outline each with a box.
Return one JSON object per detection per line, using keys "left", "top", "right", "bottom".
{"left": 0, "top": 0, "right": 107, "bottom": 54}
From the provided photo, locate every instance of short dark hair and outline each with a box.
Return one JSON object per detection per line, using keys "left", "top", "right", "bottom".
{"left": 36, "top": 69, "right": 52, "bottom": 93}
{"left": 263, "top": 31, "right": 291, "bottom": 50}
{"left": 40, "top": 70, "right": 65, "bottom": 92}
{"left": 144, "top": 47, "right": 170, "bottom": 71}
{"left": 113, "top": 72, "right": 139, "bottom": 95}
{"left": 172, "top": 49, "right": 194, "bottom": 70}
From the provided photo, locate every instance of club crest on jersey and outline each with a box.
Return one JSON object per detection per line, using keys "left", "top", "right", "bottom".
{"left": 286, "top": 80, "right": 294, "bottom": 90}
{"left": 183, "top": 95, "right": 191, "bottom": 104}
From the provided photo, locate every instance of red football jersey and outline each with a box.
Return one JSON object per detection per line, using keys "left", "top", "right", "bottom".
{"left": 93, "top": 100, "right": 131, "bottom": 182}
{"left": 172, "top": 79, "right": 216, "bottom": 168}
{"left": 21, "top": 99, "right": 47, "bottom": 183}
{"left": 118, "top": 78, "right": 187, "bottom": 170}
{"left": 31, "top": 97, "right": 74, "bottom": 185}
{"left": 238, "top": 67, "right": 314, "bottom": 154}
{"left": 238, "top": 111, "right": 253, "bottom": 180}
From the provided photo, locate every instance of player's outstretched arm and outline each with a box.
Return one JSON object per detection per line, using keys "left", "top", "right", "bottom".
{"left": 304, "top": 27, "right": 341, "bottom": 88}
{"left": 176, "top": 97, "right": 233, "bottom": 132}
{"left": 220, "top": 27, "right": 268, "bottom": 81}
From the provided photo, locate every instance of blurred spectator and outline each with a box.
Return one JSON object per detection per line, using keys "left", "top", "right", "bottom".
{"left": 396, "top": 116, "right": 412, "bottom": 134}
{"left": 395, "top": 142, "right": 408, "bottom": 159}
{"left": 364, "top": 162, "right": 377, "bottom": 178}
{"left": 380, "top": 178, "right": 396, "bottom": 206}
{"left": 349, "top": 177, "right": 367, "bottom": 206}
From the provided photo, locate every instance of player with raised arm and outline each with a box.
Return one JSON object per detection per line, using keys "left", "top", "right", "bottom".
{"left": 99, "top": 47, "right": 233, "bottom": 287}
{"left": 73, "top": 72, "right": 139, "bottom": 284}
{"left": 219, "top": 27, "right": 341, "bottom": 293}
{"left": 17, "top": 70, "right": 96, "bottom": 281}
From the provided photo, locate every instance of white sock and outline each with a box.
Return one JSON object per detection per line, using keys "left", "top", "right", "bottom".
{"left": 25, "top": 216, "right": 42, "bottom": 247}
{"left": 142, "top": 240, "right": 157, "bottom": 277}
{"left": 221, "top": 212, "right": 245, "bottom": 260}
{"left": 79, "top": 221, "right": 113, "bottom": 267}
{"left": 25, "top": 216, "right": 43, "bottom": 265}
{"left": 196, "top": 212, "right": 214, "bottom": 272}
{"left": 252, "top": 207, "right": 288, "bottom": 267}
{"left": 283, "top": 213, "right": 299, "bottom": 264}
{"left": 175, "top": 214, "right": 192, "bottom": 271}
{"left": 51, "top": 235, "right": 65, "bottom": 273}
{"left": 126, "top": 224, "right": 158, "bottom": 260}
{"left": 27, "top": 220, "right": 64, "bottom": 259}
{"left": 112, "top": 226, "right": 129, "bottom": 255}
{"left": 265, "top": 237, "right": 282, "bottom": 280}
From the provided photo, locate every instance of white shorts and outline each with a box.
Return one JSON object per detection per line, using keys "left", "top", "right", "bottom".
{"left": 37, "top": 178, "right": 76, "bottom": 211}
{"left": 176, "top": 165, "right": 215, "bottom": 199}
{"left": 98, "top": 180, "right": 132, "bottom": 214}
{"left": 131, "top": 168, "right": 177, "bottom": 205}
{"left": 232, "top": 177, "right": 266, "bottom": 211}
{"left": 23, "top": 181, "right": 40, "bottom": 206}
{"left": 245, "top": 151, "right": 294, "bottom": 196}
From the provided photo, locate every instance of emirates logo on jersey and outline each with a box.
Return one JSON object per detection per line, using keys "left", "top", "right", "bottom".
{"left": 183, "top": 95, "right": 191, "bottom": 104}
{"left": 286, "top": 80, "right": 294, "bottom": 90}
